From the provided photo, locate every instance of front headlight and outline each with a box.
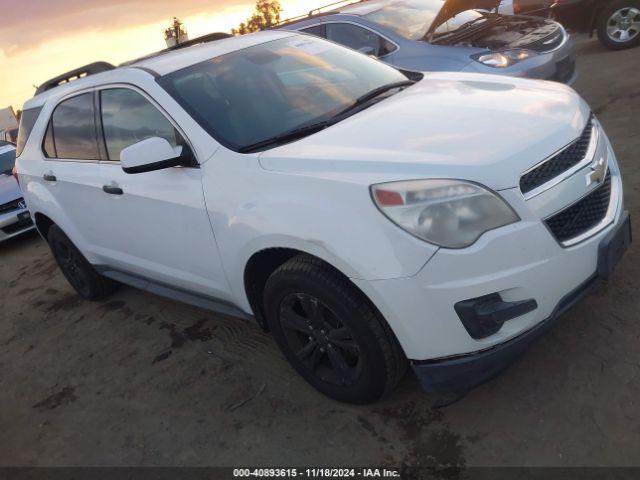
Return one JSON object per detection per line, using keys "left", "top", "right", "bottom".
{"left": 371, "top": 179, "right": 520, "bottom": 249}
{"left": 472, "top": 49, "right": 538, "bottom": 68}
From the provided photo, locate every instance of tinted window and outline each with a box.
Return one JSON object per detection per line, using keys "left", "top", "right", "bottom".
{"left": 326, "top": 23, "right": 396, "bottom": 57}
{"left": 300, "top": 24, "right": 326, "bottom": 37}
{"left": 49, "top": 93, "right": 100, "bottom": 160}
{"left": 0, "top": 145, "right": 16, "bottom": 173}
{"left": 159, "top": 36, "right": 407, "bottom": 152}
{"left": 100, "top": 89, "right": 179, "bottom": 161}
{"left": 16, "top": 107, "right": 43, "bottom": 157}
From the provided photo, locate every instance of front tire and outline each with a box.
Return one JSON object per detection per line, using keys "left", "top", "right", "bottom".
{"left": 48, "top": 225, "right": 118, "bottom": 301}
{"left": 263, "top": 255, "right": 406, "bottom": 404}
{"left": 597, "top": 1, "right": 640, "bottom": 50}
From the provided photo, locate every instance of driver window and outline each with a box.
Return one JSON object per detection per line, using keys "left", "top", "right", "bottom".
{"left": 100, "top": 88, "right": 179, "bottom": 161}
{"left": 326, "top": 23, "right": 396, "bottom": 58}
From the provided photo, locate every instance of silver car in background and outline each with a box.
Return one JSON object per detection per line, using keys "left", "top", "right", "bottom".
{"left": 0, "top": 142, "right": 35, "bottom": 242}
{"left": 279, "top": 0, "right": 577, "bottom": 84}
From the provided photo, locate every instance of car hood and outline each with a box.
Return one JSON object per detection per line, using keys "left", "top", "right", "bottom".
{"left": 0, "top": 173, "right": 20, "bottom": 203}
{"left": 259, "top": 73, "right": 591, "bottom": 190}
{"left": 425, "top": 0, "right": 502, "bottom": 37}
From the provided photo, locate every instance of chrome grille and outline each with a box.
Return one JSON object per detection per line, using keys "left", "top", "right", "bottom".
{"left": 527, "top": 29, "right": 565, "bottom": 52}
{"left": 520, "top": 114, "right": 594, "bottom": 195}
{"left": 544, "top": 170, "right": 611, "bottom": 243}
{"left": 0, "top": 197, "right": 24, "bottom": 215}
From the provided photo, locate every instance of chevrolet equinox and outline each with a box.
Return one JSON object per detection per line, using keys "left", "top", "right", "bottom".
{"left": 15, "top": 31, "right": 631, "bottom": 403}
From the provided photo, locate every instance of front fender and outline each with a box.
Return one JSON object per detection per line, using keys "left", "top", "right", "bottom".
{"left": 202, "top": 153, "right": 438, "bottom": 311}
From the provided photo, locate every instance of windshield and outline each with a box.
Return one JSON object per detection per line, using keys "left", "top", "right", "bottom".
{"left": 0, "top": 145, "right": 16, "bottom": 174}
{"left": 363, "top": 0, "right": 485, "bottom": 40}
{"left": 159, "top": 36, "right": 408, "bottom": 152}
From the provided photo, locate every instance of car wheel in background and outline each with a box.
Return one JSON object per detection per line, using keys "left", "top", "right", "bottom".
{"left": 597, "top": 1, "right": 640, "bottom": 50}
{"left": 48, "top": 225, "right": 118, "bottom": 300}
{"left": 263, "top": 254, "right": 406, "bottom": 404}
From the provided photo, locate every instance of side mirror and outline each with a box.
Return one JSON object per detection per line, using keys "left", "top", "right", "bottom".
{"left": 120, "top": 137, "right": 195, "bottom": 174}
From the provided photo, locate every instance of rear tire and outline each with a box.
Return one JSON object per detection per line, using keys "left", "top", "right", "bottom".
{"left": 263, "top": 255, "right": 406, "bottom": 404}
{"left": 596, "top": 1, "right": 640, "bottom": 50}
{"left": 48, "top": 225, "right": 118, "bottom": 301}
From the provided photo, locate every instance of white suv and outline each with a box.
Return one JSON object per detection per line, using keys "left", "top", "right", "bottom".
{"left": 16, "top": 31, "right": 630, "bottom": 404}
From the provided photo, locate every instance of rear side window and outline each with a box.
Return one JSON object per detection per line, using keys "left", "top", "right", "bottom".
{"left": 300, "top": 24, "right": 326, "bottom": 37}
{"left": 99, "top": 88, "right": 179, "bottom": 161}
{"left": 46, "top": 93, "right": 100, "bottom": 160}
{"left": 326, "top": 23, "right": 397, "bottom": 58}
{"left": 15, "top": 107, "right": 43, "bottom": 157}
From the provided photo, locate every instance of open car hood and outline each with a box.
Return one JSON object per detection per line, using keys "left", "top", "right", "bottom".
{"left": 425, "top": 0, "right": 502, "bottom": 38}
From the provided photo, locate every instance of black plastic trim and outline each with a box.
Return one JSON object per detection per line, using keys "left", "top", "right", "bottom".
{"left": 455, "top": 294, "right": 537, "bottom": 339}
{"left": 121, "top": 146, "right": 197, "bottom": 174}
{"left": 412, "top": 274, "right": 600, "bottom": 394}
{"left": 94, "top": 265, "right": 255, "bottom": 321}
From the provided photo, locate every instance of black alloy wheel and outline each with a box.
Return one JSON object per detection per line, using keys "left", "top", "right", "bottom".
{"left": 279, "top": 292, "right": 362, "bottom": 387}
{"left": 264, "top": 254, "right": 406, "bottom": 404}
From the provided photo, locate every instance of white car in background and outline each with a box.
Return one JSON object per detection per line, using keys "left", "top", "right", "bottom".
{"left": 0, "top": 141, "right": 34, "bottom": 242}
{"left": 497, "top": 0, "right": 553, "bottom": 15}
{"left": 15, "top": 31, "right": 630, "bottom": 403}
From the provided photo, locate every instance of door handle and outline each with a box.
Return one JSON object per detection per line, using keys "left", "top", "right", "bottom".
{"left": 43, "top": 173, "right": 57, "bottom": 182}
{"left": 102, "top": 185, "right": 123, "bottom": 195}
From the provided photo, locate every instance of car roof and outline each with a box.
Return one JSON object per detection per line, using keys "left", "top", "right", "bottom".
{"left": 336, "top": 0, "right": 395, "bottom": 15}
{"left": 0, "top": 142, "right": 16, "bottom": 154}
{"left": 131, "top": 30, "right": 296, "bottom": 75}
{"left": 24, "top": 30, "right": 297, "bottom": 110}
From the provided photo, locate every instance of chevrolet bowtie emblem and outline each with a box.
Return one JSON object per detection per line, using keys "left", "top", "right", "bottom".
{"left": 586, "top": 156, "right": 607, "bottom": 187}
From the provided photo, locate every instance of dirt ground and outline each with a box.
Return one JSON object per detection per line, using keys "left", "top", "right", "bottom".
{"left": 0, "top": 35, "right": 639, "bottom": 470}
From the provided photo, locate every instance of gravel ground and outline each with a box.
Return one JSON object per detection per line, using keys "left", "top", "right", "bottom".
{"left": 0, "top": 35, "right": 638, "bottom": 469}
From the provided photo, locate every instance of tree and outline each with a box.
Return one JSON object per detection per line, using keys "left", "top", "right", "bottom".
{"left": 232, "top": 0, "right": 283, "bottom": 35}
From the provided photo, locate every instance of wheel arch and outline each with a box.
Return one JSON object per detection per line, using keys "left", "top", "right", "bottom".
{"left": 590, "top": 2, "right": 608, "bottom": 33}
{"left": 34, "top": 211, "right": 55, "bottom": 240}
{"left": 242, "top": 247, "right": 402, "bottom": 356}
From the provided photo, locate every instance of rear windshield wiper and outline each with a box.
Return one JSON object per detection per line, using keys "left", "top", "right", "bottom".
{"left": 238, "top": 80, "right": 415, "bottom": 153}
{"left": 238, "top": 121, "right": 331, "bottom": 153}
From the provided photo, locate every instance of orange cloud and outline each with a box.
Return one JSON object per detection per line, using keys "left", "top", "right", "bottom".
{"left": 0, "top": 0, "right": 323, "bottom": 109}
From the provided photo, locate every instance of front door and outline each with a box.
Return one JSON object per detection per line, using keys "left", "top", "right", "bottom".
{"left": 96, "top": 87, "right": 230, "bottom": 300}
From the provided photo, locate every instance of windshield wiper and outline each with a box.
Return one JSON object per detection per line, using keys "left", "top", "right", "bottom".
{"left": 238, "top": 80, "right": 414, "bottom": 153}
{"left": 238, "top": 121, "right": 331, "bottom": 153}
{"left": 333, "top": 80, "right": 415, "bottom": 119}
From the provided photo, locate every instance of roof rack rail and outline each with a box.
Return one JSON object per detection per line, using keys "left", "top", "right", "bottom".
{"left": 35, "top": 61, "right": 115, "bottom": 96}
{"left": 168, "top": 32, "right": 233, "bottom": 50}
{"left": 119, "top": 32, "right": 232, "bottom": 67}
{"left": 275, "top": 0, "right": 365, "bottom": 26}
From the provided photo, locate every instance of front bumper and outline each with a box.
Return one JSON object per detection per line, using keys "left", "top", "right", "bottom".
{"left": 351, "top": 148, "right": 627, "bottom": 393}
{"left": 412, "top": 213, "right": 631, "bottom": 393}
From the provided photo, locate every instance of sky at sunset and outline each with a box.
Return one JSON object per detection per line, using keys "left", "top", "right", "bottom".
{"left": 0, "top": 0, "right": 322, "bottom": 111}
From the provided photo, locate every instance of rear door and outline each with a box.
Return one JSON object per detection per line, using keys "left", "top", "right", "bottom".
{"left": 40, "top": 91, "right": 111, "bottom": 260}
{"left": 96, "top": 86, "right": 229, "bottom": 299}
